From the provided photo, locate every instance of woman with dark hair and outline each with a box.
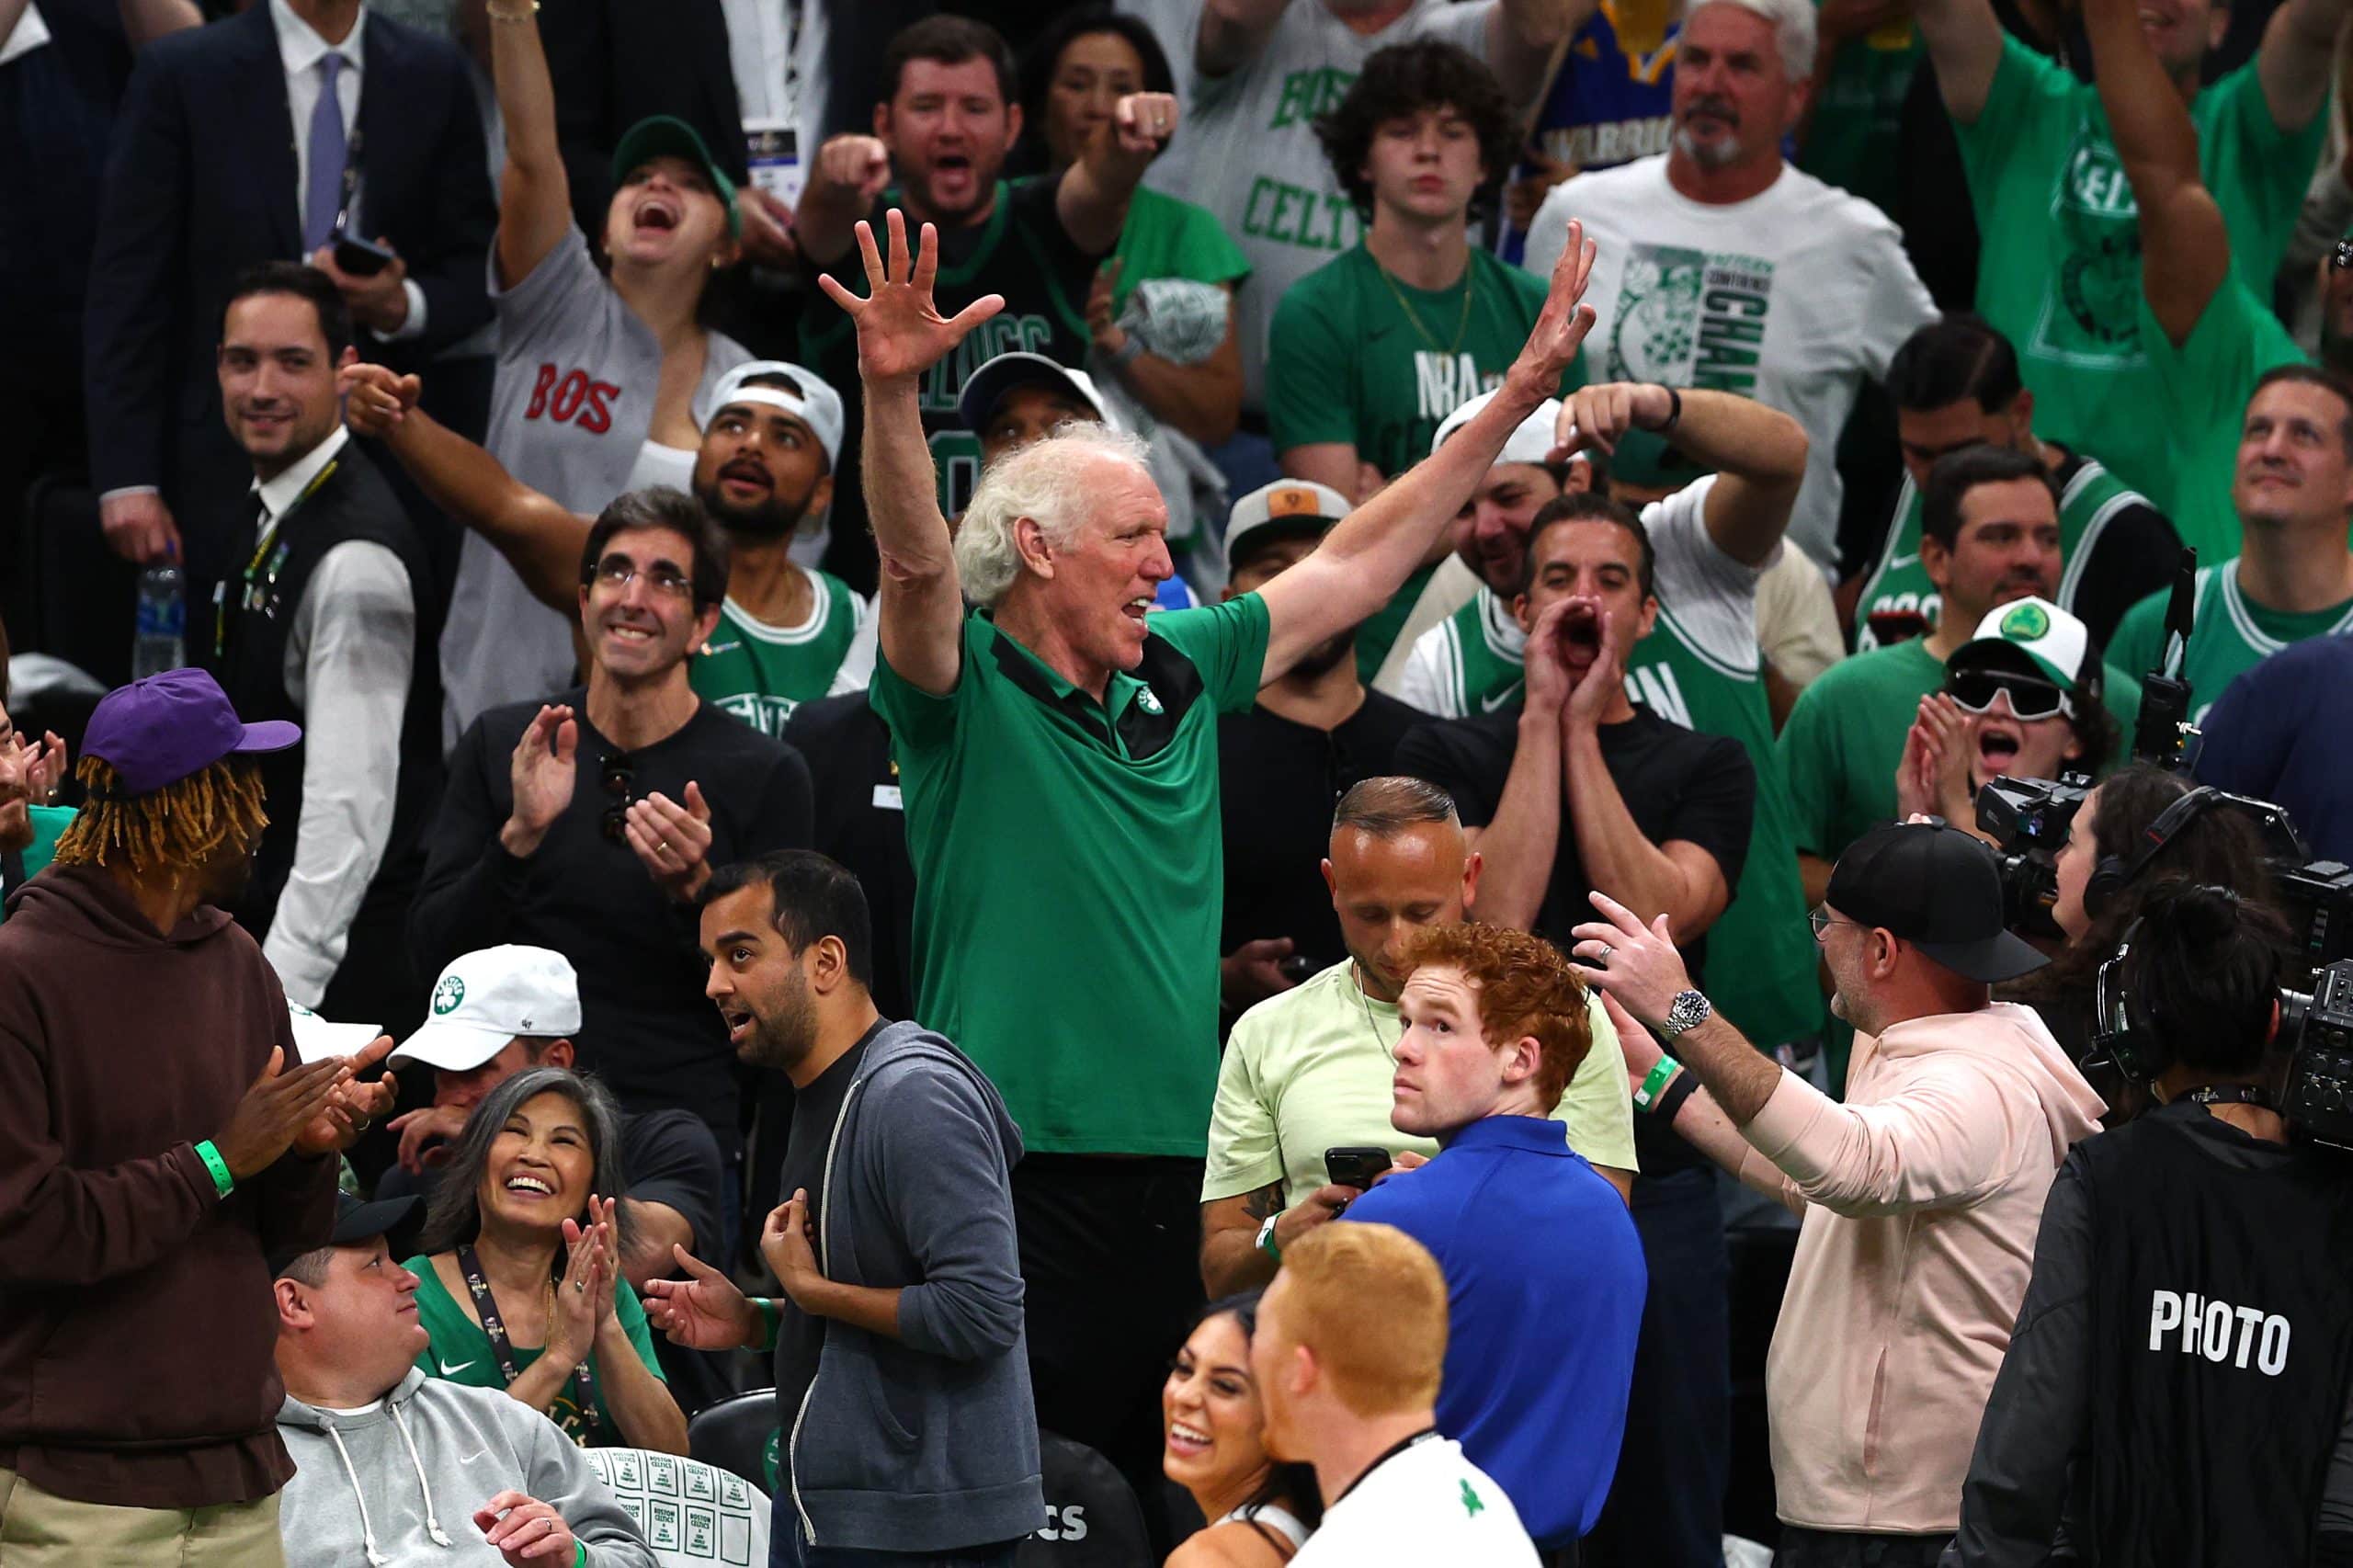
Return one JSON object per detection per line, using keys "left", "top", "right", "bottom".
{"left": 1164, "top": 1292, "right": 1321, "bottom": 1565}
{"left": 1952, "top": 881, "right": 2353, "bottom": 1568}
{"left": 404, "top": 1065, "right": 689, "bottom": 1454}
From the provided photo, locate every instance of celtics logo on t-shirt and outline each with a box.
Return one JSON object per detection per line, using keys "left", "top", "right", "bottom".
{"left": 433, "top": 975, "right": 465, "bottom": 1016}
{"left": 2046, "top": 131, "right": 2145, "bottom": 363}
{"left": 1607, "top": 244, "right": 1773, "bottom": 395}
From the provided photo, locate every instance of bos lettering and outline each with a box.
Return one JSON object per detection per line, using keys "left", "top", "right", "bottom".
{"left": 1030, "top": 1506, "right": 1088, "bottom": 1541}
{"left": 524, "top": 364, "right": 621, "bottom": 435}
{"left": 1270, "top": 67, "right": 1354, "bottom": 129}
{"left": 2147, "top": 1289, "right": 2290, "bottom": 1375}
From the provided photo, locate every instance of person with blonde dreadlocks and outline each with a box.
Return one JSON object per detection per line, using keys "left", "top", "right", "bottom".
{"left": 0, "top": 667, "right": 399, "bottom": 1566}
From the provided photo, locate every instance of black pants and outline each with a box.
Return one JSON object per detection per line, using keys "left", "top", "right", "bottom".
{"left": 1772, "top": 1527, "right": 1954, "bottom": 1567}
{"left": 1009, "top": 1153, "right": 1205, "bottom": 1550}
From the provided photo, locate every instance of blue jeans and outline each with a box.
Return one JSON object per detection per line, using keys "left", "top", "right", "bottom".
{"left": 768, "top": 1499, "right": 1019, "bottom": 1568}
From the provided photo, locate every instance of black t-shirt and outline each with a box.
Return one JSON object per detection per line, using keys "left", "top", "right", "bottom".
{"left": 411, "top": 690, "right": 814, "bottom": 1160}
{"left": 1218, "top": 692, "right": 1425, "bottom": 975}
{"left": 1394, "top": 703, "right": 1756, "bottom": 1176}
{"left": 772, "top": 1020, "right": 880, "bottom": 1448}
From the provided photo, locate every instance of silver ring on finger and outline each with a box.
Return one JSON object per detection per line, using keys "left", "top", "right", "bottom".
{"left": 1597, "top": 945, "right": 1615, "bottom": 966}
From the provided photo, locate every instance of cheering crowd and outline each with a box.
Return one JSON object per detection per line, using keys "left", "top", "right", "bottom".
{"left": 8, "top": 0, "right": 2353, "bottom": 1562}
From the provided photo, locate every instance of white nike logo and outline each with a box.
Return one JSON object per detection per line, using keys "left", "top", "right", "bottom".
{"left": 439, "top": 1359, "right": 479, "bottom": 1377}
{"left": 1479, "top": 683, "right": 1523, "bottom": 713}
{"left": 456, "top": 1449, "right": 489, "bottom": 1467}
{"left": 1887, "top": 552, "right": 1920, "bottom": 570}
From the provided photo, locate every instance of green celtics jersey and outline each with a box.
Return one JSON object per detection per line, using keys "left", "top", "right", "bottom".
{"left": 802, "top": 178, "right": 1098, "bottom": 518}
{"left": 1393, "top": 483, "right": 1825, "bottom": 1047}
{"left": 690, "top": 574, "right": 869, "bottom": 738}
{"left": 2108, "top": 561, "right": 2353, "bottom": 726}
{"left": 1848, "top": 452, "right": 2159, "bottom": 652}
{"left": 1955, "top": 38, "right": 2323, "bottom": 509}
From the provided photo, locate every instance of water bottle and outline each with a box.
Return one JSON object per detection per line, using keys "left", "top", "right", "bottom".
{"left": 132, "top": 558, "right": 187, "bottom": 678}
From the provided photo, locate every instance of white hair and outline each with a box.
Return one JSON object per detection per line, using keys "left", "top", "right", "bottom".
{"left": 955, "top": 422, "right": 1156, "bottom": 608}
{"left": 1694, "top": 0, "right": 1817, "bottom": 79}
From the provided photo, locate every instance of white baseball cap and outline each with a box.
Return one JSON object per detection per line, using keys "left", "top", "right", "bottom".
{"left": 1224, "top": 479, "right": 1351, "bottom": 572}
{"left": 286, "top": 1000, "right": 381, "bottom": 1064}
{"left": 709, "top": 360, "right": 845, "bottom": 471}
{"left": 1430, "top": 389, "right": 1583, "bottom": 470}
{"left": 392, "top": 946, "right": 583, "bottom": 1074}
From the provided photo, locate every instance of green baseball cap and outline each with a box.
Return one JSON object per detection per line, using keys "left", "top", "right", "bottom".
{"left": 611, "top": 116, "right": 741, "bottom": 238}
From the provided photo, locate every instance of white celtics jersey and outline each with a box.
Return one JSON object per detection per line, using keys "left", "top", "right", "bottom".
{"left": 1293, "top": 1435, "right": 1539, "bottom": 1567}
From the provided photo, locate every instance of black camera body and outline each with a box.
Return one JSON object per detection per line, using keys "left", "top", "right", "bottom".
{"left": 2279, "top": 962, "right": 2353, "bottom": 1150}
{"left": 1976, "top": 774, "right": 2094, "bottom": 940}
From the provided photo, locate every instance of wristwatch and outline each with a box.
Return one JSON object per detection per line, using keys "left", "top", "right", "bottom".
{"left": 1657, "top": 989, "right": 1712, "bottom": 1040}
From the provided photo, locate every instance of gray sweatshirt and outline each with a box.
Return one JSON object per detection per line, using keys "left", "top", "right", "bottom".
{"left": 782, "top": 1018, "right": 1045, "bottom": 1552}
{"left": 278, "top": 1369, "right": 657, "bottom": 1567}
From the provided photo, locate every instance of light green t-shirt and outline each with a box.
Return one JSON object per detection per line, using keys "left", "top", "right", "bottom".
{"left": 1954, "top": 38, "right": 2323, "bottom": 507}
{"left": 1204, "top": 960, "right": 1639, "bottom": 1206}
{"left": 688, "top": 575, "right": 868, "bottom": 739}
{"left": 1798, "top": 17, "right": 1924, "bottom": 216}
{"left": 2109, "top": 560, "right": 2353, "bottom": 727}
{"left": 2131, "top": 279, "right": 2309, "bottom": 565}
{"left": 1113, "top": 187, "right": 1252, "bottom": 312}
{"left": 405, "top": 1254, "right": 667, "bottom": 1446}
{"left": 870, "top": 597, "right": 1272, "bottom": 1155}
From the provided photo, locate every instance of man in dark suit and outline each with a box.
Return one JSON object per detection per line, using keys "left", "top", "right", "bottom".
{"left": 210, "top": 261, "right": 443, "bottom": 1033}
{"left": 84, "top": 0, "right": 494, "bottom": 619}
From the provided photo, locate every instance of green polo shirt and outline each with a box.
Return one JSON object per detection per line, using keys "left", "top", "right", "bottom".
{"left": 870, "top": 597, "right": 1273, "bottom": 1154}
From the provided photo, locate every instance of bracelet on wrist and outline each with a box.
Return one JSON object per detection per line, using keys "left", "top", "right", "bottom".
{"left": 194, "top": 1139, "right": 235, "bottom": 1199}
{"left": 750, "top": 1296, "right": 782, "bottom": 1353}
{"left": 1256, "top": 1210, "right": 1283, "bottom": 1264}
{"left": 1633, "top": 1056, "right": 1683, "bottom": 1112}
{"left": 1655, "top": 384, "right": 1683, "bottom": 435}
{"left": 1654, "top": 1072, "right": 1702, "bottom": 1123}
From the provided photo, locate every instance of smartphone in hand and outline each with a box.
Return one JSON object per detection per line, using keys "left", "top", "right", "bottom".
{"left": 1324, "top": 1145, "right": 1393, "bottom": 1193}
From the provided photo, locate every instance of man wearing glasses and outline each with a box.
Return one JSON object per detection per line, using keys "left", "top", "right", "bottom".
{"left": 1572, "top": 821, "right": 2104, "bottom": 1566}
{"left": 411, "top": 485, "right": 813, "bottom": 1246}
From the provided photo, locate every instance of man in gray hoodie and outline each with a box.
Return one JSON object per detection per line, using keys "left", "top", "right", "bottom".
{"left": 272, "top": 1192, "right": 657, "bottom": 1567}
{"left": 650, "top": 849, "right": 1043, "bottom": 1566}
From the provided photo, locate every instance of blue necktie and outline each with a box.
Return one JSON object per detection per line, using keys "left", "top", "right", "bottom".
{"left": 303, "top": 51, "right": 348, "bottom": 255}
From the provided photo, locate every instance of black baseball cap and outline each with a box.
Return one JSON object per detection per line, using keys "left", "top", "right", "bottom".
{"left": 268, "top": 1192, "right": 420, "bottom": 1278}
{"left": 1824, "top": 821, "right": 2049, "bottom": 983}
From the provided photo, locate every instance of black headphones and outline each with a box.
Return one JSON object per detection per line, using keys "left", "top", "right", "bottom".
{"left": 2089, "top": 913, "right": 2161, "bottom": 1082}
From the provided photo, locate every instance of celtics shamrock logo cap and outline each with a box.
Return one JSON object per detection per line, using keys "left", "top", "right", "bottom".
{"left": 392, "top": 946, "right": 583, "bottom": 1073}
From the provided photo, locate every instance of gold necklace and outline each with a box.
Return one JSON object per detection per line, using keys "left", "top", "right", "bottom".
{"left": 1372, "top": 256, "right": 1477, "bottom": 356}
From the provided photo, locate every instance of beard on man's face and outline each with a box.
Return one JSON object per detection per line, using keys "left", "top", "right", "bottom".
{"left": 1287, "top": 633, "right": 1356, "bottom": 682}
{"left": 695, "top": 472, "right": 813, "bottom": 542}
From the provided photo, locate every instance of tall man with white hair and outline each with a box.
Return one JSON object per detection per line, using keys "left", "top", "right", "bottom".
{"left": 1525, "top": 0, "right": 1937, "bottom": 567}
{"left": 817, "top": 206, "right": 1600, "bottom": 1506}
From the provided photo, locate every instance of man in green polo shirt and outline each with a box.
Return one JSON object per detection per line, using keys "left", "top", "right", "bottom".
{"left": 1913, "top": 0, "right": 2344, "bottom": 520}
{"left": 824, "top": 204, "right": 1599, "bottom": 1497}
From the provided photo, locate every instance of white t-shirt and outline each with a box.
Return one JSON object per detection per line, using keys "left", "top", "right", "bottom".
{"left": 1525, "top": 159, "right": 1936, "bottom": 563}
{"left": 1293, "top": 1435, "right": 1538, "bottom": 1567}
{"left": 1142, "top": 0, "right": 1495, "bottom": 408}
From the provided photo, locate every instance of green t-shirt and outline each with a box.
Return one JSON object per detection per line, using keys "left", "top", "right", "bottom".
{"left": 1799, "top": 17, "right": 1925, "bottom": 216}
{"left": 1113, "top": 187, "right": 1251, "bottom": 313}
{"left": 405, "top": 1254, "right": 667, "bottom": 1444}
{"left": 1265, "top": 244, "right": 1583, "bottom": 480}
{"left": 689, "top": 575, "right": 869, "bottom": 739}
{"left": 1205, "top": 959, "right": 1638, "bottom": 1206}
{"left": 2132, "top": 279, "right": 2309, "bottom": 565}
{"left": 1955, "top": 38, "right": 2323, "bottom": 505}
{"left": 870, "top": 597, "right": 1273, "bottom": 1154}
{"left": 1781, "top": 636, "right": 2144, "bottom": 858}
{"left": 2108, "top": 560, "right": 2353, "bottom": 726}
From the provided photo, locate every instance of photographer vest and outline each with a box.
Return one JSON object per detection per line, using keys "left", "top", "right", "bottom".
{"left": 2082, "top": 1105, "right": 2353, "bottom": 1566}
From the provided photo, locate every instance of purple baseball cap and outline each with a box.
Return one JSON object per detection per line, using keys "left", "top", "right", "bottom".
{"left": 82, "top": 668, "right": 301, "bottom": 796}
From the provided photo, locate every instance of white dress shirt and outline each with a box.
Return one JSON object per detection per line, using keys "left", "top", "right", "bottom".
{"left": 251, "top": 425, "right": 419, "bottom": 1006}
{"left": 271, "top": 0, "right": 427, "bottom": 342}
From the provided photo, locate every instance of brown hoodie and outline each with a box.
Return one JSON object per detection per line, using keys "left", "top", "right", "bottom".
{"left": 0, "top": 865, "right": 335, "bottom": 1509}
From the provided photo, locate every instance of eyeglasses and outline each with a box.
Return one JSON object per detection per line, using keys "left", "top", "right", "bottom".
{"left": 1947, "top": 670, "right": 2074, "bottom": 721}
{"left": 600, "top": 754, "right": 634, "bottom": 844}
{"left": 585, "top": 555, "right": 694, "bottom": 599}
{"left": 1808, "top": 906, "right": 1861, "bottom": 944}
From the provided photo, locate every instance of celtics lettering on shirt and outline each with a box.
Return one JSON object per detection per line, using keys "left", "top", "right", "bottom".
{"left": 1849, "top": 455, "right": 2154, "bottom": 651}
{"left": 1606, "top": 246, "right": 1771, "bottom": 394}
{"left": 690, "top": 573, "right": 867, "bottom": 737}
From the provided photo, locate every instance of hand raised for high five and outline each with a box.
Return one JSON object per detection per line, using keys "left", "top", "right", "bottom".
{"left": 816, "top": 209, "right": 1006, "bottom": 384}
{"left": 1503, "top": 219, "right": 1600, "bottom": 404}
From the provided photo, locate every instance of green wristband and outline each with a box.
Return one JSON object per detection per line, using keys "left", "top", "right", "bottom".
{"left": 194, "top": 1140, "right": 234, "bottom": 1199}
{"left": 751, "top": 1296, "right": 782, "bottom": 1353}
{"left": 575, "top": 1543, "right": 588, "bottom": 1568}
{"left": 1634, "top": 1056, "right": 1683, "bottom": 1112}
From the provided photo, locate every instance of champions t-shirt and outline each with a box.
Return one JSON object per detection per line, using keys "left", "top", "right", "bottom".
{"left": 1953, "top": 37, "right": 2323, "bottom": 514}
{"left": 1141, "top": 0, "right": 1494, "bottom": 407}
{"left": 1526, "top": 157, "right": 1937, "bottom": 563}
{"left": 689, "top": 570, "right": 870, "bottom": 737}
{"left": 2108, "top": 561, "right": 2353, "bottom": 728}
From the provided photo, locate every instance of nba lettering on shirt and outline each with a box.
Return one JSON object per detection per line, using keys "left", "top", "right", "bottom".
{"left": 2148, "top": 1289, "right": 2292, "bottom": 1376}
{"left": 525, "top": 364, "right": 622, "bottom": 435}
{"left": 1606, "top": 244, "right": 1772, "bottom": 397}
{"left": 1415, "top": 354, "right": 1504, "bottom": 419}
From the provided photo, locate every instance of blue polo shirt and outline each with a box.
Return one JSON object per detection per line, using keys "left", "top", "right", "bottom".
{"left": 1342, "top": 1114, "right": 1645, "bottom": 1548}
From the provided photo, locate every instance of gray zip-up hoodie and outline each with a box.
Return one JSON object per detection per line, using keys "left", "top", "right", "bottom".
{"left": 783, "top": 1018, "right": 1045, "bottom": 1552}
{"left": 277, "top": 1369, "right": 656, "bottom": 1566}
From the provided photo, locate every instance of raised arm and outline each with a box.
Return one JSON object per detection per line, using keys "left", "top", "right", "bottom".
{"left": 815, "top": 212, "right": 1006, "bottom": 698}
{"left": 1554, "top": 382, "right": 1807, "bottom": 565}
{"left": 341, "top": 364, "right": 587, "bottom": 611}
{"left": 795, "top": 134, "right": 892, "bottom": 270}
{"left": 1199, "top": 0, "right": 1293, "bottom": 79}
{"left": 1254, "top": 223, "right": 1599, "bottom": 683}
{"left": 1056, "top": 94, "right": 1176, "bottom": 256}
{"left": 484, "top": 2, "right": 575, "bottom": 290}
{"left": 2258, "top": 0, "right": 2353, "bottom": 133}
{"left": 1913, "top": 0, "right": 2006, "bottom": 123}
{"left": 2087, "top": 0, "right": 2228, "bottom": 347}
